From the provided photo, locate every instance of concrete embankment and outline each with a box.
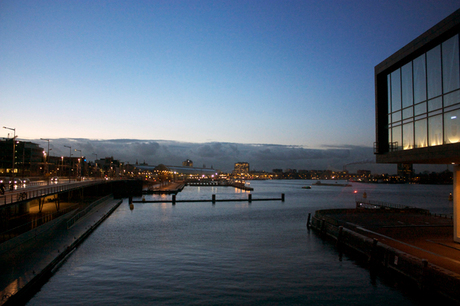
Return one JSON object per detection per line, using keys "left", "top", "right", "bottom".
{"left": 309, "top": 209, "right": 460, "bottom": 303}
{"left": 0, "top": 195, "right": 123, "bottom": 306}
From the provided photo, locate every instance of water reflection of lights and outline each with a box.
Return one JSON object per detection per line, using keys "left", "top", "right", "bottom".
{"left": 3, "top": 278, "right": 22, "bottom": 300}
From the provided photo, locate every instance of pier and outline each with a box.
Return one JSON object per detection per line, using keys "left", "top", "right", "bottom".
{"left": 308, "top": 207, "right": 460, "bottom": 303}
{"left": 131, "top": 193, "right": 285, "bottom": 204}
{"left": 143, "top": 179, "right": 254, "bottom": 195}
{"left": 143, "top": 182, "right": 186, "bottom": 195}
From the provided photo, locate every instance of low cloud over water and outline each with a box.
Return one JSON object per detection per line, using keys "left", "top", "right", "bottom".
{"left": 36, "top": 138, "right": 396, "bottom": 173}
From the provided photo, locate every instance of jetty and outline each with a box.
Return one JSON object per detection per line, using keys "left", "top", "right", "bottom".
{"left": 131, "top": 193, "right": 284, "bottom": 204}
{"left": 143, "top": 182, "right": 185, "bottom": 195}
{"left": 143, "top": 179, "right": 253, "bottom": 195}
{"left": 308, "top": 202, "right": 459, "bottom": 303}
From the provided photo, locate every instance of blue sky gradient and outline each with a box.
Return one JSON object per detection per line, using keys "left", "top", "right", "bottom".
{"left": 1, "top": 1, "right": 460, "bottom": 170}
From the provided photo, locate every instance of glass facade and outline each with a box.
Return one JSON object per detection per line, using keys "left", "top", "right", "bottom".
{"left": 387, "top": 34, "right": 460, "bottom": 151}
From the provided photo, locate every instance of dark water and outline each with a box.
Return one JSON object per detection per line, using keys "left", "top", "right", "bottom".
{"left": 28, "top": 180, "right": 453, "bottom": 305}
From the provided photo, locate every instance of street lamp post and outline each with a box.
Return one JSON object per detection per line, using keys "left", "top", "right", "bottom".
{"left": 75, "top": 149, "right": 82, "bottom": 178}
{"left": 93, "top": 153, "right": 98, "bottom": 179}
{"left": 40, "top": 138, "right": 50, "bottom": 176}
{"left": 64, "top": 145, "right": 71, "bottom": 182}
{"left": 3, "top": 126, "right": 17, "bottom": 177}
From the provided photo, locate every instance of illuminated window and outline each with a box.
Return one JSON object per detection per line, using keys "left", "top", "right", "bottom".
{"left": 403, "top": 123, "right": 414, "bottom": 150}
{"left": 444, "top": 109, "right": 460, "bottom": 144}
{"left": 414, "top": 119, "right": 427, "bottom": 148}
{"left": 392, "top": 125, "right": 401, "bottom": 150}
{"left": 429, "top": 115, "right": 443, "bottom": 146}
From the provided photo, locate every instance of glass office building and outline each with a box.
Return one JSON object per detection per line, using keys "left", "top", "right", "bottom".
{"left": 374, "top": 9, "right": 460, "bottom": 242}
{"left": 387, "top": 34, "right": 459, "bottom": 151}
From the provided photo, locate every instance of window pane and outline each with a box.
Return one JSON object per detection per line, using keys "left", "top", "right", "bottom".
{"left": 403, "top": 123, "right": 414, "bottom": 150}
{"left": 391, "top": 69, "right": 401, "bottom": 111}
{"left": 402, "top": 62, "right": 413, "bottom": 108}
{"left": 414, "top": 102, "right": 426, "bottom": 116}
{"left": 413, "top": 54, "right": 426, "bottom": 103}
{"left": 444, "top": 109, "right": 460, "bottom": 144}
{"left": 387, "top": 74, "right": 392, "bottom": 113}
{"left": 392, "top": 125, "right": 401, "bottom": 150}
{"left": 415, "top": 119, "right": 427, "bottom": 148}
{"left": 388, "top": 127, "right": 392, "bottom": 147}
{"left": 442, "top": 34, "right": 460, "bottom": 93}
{"left": 403, "top": 107, "right": 413, "bottom": 119}
{"left": 428, "top": 114, "right": 443, "bottom": 146}
{"left": 401, "top": 62, "right": 414, "bottom": 108}
{"left": 427, "top": 45, "right": 442, "bottom": 99}
{"left": 428, "top": 97, "right": 442, "bottom": 112}
{"left": 444, "top": 89, "right": 460, "bottom": 107}
{"left": 392, "top": 111, "right": 401, "bottom": 122}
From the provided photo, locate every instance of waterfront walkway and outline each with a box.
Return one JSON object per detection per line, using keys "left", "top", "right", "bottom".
{"left": 315, "top": 210, "right": 459, "bottom": 271}
{"left": 0, "top": 196, "right": 123, "bottom": 305}
{"left": 311, "top": 208, "right": 460, "bottom": 302}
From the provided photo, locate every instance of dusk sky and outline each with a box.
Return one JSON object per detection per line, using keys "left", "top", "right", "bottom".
{"left": 1, "top": 1, "right": 460, "bottom": 171}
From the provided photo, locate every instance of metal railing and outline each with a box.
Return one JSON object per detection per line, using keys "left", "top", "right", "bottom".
{"left": 0, "top": 180, "right": 111, "bottom": 206}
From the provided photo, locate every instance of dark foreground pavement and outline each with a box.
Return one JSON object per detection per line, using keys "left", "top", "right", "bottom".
{"left": 314, "top": 209, "right": 459, "bottom": 273}
{"left": 0, "top": 196, "right": 123, "bottom": 305}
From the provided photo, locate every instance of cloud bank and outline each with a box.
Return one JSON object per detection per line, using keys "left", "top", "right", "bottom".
{"left": 27, "top": 138, "right": 400, "bottom": 173}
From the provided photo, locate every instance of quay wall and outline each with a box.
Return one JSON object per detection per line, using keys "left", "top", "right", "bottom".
{"left": 3, "top": 197, "right": 123, "bottom": 306}
{"left": 310, "top": 211, "right": 460, "bottom": 303}
{"left": 0, "top": 209, "right": 77, "bottom": 255}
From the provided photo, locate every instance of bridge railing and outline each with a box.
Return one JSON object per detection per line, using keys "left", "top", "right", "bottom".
{"left": 0, "top": 180, "right": 111, "bottom": 206}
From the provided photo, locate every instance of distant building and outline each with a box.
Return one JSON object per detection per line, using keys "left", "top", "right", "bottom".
{"left": 96, "top": 156, "right": 123, "bottom": 177}
{"left": 357, "top": 170, "right": 371, "bottom": 176}
{"left": 0, "top": 139, "right": 44, "bottom": 176}
{"left": 234, "top": 162, "right": 249, "bottom": 175}
{"left": 182, "top": 159, "right": 193, "bottom": 167}
{"left": 374, "top": 9, "right": 460, "bottom": 242}
{"left": 397, "top": 163, "right": 414, "bottom": 181}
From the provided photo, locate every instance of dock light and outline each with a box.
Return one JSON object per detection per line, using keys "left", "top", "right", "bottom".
{"left": 354, "top": 190, "right": 358, "bottom": 193}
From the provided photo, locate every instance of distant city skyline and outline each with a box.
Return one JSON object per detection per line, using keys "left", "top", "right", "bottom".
{"left": 1, "top": 1, "right": 460, "bottom": 168}
{"left": 19, "top": 137, "right": 448, "bottom": 174}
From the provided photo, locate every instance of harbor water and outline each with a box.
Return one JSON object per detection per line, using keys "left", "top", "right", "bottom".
{"left": 27, "top": 180, "right": 453, "bottom": 305}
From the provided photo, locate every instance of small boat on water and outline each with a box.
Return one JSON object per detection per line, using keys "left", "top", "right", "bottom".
{"left": 302, "top": 186, "right": 312, "bottom": 189}
{"left": 313, "top": 180, "right": 352, "bottom": 187}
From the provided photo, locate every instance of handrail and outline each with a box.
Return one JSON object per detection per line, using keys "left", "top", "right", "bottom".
{"left": 0, "top": 180, "right": 113, "bottom": 206}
